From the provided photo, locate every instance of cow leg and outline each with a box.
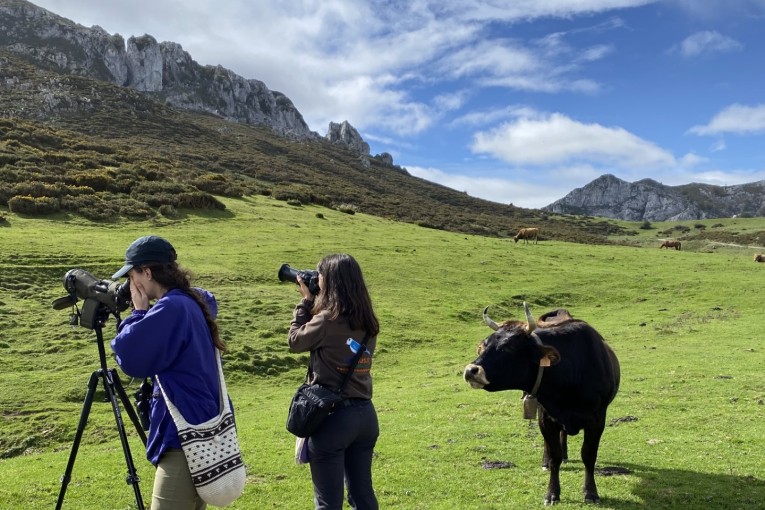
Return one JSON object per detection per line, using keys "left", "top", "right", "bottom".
{"left": 560, "top": 431, "right": 568, "bottom": 463}
{"left": 542, "top": 431, "right": 568, "bottom": 469}
{"left": 581, "top": 414, "right": 606, "bottom": 504}
{"left": 538, "top": 411, "right": 563, "bottom": 505}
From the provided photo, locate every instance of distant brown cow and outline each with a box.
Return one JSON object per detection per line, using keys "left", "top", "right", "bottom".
{"left": 514, "top": 227, "right": 539, "bottom": 244}
{"left": 660, "top": 240, "right": 681, "bottom": 250}
{"left": 754, "top": 254, "right": 765, "bottom": 263}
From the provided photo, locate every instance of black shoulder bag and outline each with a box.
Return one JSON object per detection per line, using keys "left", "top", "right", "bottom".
{"left": 286, "top": 333, "right": 370, "bottom": 438}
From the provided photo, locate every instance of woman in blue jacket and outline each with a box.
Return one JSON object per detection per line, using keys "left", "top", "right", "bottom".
{"left": 110, "top": 235, "right": 227, "bottom": 510}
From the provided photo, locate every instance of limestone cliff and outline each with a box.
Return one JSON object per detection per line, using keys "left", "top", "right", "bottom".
{"left": 0, "top": 0, "right": 314, "bottom": 139}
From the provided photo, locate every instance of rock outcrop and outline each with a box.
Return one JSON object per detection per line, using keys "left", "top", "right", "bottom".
{"left": 326, "top": 121, "right": 370, "bottom": 156}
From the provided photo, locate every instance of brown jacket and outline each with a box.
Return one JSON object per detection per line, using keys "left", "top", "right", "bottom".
{"left": 288, "top": 298, "right": 376, "bottom": 399}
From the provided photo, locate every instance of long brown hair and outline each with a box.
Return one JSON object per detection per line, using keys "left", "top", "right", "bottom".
{"left": 313, "top": 253, "right": 379, "bottom": 336}
{"left": 146, "top": 262, "right": 227, "bottom": 352}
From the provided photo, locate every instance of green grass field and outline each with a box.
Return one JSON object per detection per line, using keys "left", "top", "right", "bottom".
{"left": 1, "top": 195, "right": 764, "bottom": 509}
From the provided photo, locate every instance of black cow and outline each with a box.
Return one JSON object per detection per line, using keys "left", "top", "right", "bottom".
{"left": 464, "top": 303, "right": 620, "bottom": 505}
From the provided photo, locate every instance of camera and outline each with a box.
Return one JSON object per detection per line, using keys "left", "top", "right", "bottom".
{"left": 52, "top": 269, "right": 132, "bottom": 329}
{"left": 278, "top": 263, "right": 320, "bottom": 295}
{"left": 134, "top": 378, "right": 153, "bottom": 431}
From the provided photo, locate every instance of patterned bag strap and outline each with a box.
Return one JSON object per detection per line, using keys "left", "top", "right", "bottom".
{"left": 155, "top": 348, "right": 229, "bottom": 429}
{"left": 336, "top": 331, "right": 371, "bottom": 394}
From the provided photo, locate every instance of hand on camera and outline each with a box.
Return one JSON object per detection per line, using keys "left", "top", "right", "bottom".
{"left": 296, "top": 276, "right": 314, "bottom": 300}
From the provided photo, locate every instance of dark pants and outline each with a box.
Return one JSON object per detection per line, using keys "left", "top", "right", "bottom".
{"left": 308, "top": 399, "right": 379, "bottom": 510}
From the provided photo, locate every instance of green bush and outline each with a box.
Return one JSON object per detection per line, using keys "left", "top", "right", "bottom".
{"left": 132, "top": 181, "right": 187, "bottom": 195}
{"left": 176, "top": 192, "right": 226, "bottom": 210}
{"left": 60, "top": 195, "right": 113, "bottom": 220}
{"left": 159, "top": 204, "right": 178, "bottom": 218}
{"left": 8, "top": 195, "right": 60, "bottom": 215}
{"left": 272, "top": 184, "right": 313, "bottom": 204}
{"left": 10, "top": 181, "right": 64, "bottom": 199}
{"left": 71, "top": 170, "right": 118, "bottom": 192}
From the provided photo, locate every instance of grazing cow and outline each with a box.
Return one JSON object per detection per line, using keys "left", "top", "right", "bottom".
{"left": 514, "top": 227, "right": 539, "bottom": 244}
{"left": 464, "top": 303, "right": 620, "bottom": 505}
{"left": 660, "top": 240, "right": 681, "bottom": 250}
{"left": 754, "top": 254, "right": 765, "bottom": 263}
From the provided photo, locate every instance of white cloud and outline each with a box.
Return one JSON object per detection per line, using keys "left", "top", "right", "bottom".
{"left": 671, "top": 31, "right": 743, "bottom": 57}
{"left": 680, "top": 169, "right": 765, "bottom": 186}
{"left": 407, "top": 166, "right": 573, "bottom": 209}
{"left": 679, "top": 153, "right": 707, "bottom": 167}
{"left": 688, "top": 103, "right": 765, "bottom": 135}
{"left": 672, "top": 0, "right": 765, "bottom": 20}
{"left": 32, "top": 0, "right": 634, "bottom": 137}
{"left": 471, "top": 113, "right": 677, "bottom": 168}
{"left": 449, "top": 105, "right": 542, "bottom": 128}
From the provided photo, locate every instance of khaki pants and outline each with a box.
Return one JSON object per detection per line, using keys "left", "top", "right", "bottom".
{"left": 152, "top": 449, "right": 206, "bottom": 510}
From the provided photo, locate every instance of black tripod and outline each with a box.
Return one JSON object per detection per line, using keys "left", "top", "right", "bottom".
{"left": 55, "top": 301, "right": 148, "bottom": 510}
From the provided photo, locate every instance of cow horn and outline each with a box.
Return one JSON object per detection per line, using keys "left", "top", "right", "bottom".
{"left": 483, "top": 306, "right": 500, "bottom": 331}
{"left": 523, "top": 302, "right": 537, "bottom": 332}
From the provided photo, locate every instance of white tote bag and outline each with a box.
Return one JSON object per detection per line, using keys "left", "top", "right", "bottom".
{"left": 156, "top": 350, "right": 246, "bottom": 507}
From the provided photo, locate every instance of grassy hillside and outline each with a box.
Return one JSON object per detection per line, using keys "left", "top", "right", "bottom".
{"left": 1, "top": 198, "right": 764, "bottom": 509}
{"left": 0, "top": 49, "right": 625, "bottom": 243}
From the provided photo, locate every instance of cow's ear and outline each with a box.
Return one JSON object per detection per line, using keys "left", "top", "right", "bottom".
{"left": 539, "top": 345, "right": 561, "bottom": 367}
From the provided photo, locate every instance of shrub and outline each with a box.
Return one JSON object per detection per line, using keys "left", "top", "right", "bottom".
{"left": 175, "top": 192, "right": 226, "bottom": 210}
{"left": 79, "top": 205, "right": 114, "bottom": 221}
{"left": 11, "top": 181, "right": 63, "bottom": 198}
{"left": 272, "top": 184, "right": 313, "bottom": 204}
{"left": 115, "top": 198, "right": 155, "bottom": 219}
{"left": 8, "top": 195, "right": 60, "bottom": 215}
{"left": 132, "top": 181, "right": 187, "bottom": 195}
{"left": 286, "top": 199, "right": 302, "bottom": 207}
{"left": 639, "top": 220, "right": 652, "bottom": 230}
{"left": 159, "top": 204, "right": 178, "bottom": 218}
{"left": 71, "top": 170, "right": 118, "bottom": 192}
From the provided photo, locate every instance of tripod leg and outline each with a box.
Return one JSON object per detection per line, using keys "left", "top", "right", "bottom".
{"left": 102, "top": 369, "right": 146, "bottom": 510}
{"left": 55, "top": 371, "right": 99, "bottom": 510}
{"left": 110, "top": 369, "right": 148, "bottom": 446}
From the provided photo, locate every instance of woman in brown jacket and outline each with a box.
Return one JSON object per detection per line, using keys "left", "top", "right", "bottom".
{"left": 288, "top": 253, "right": 380, "bottom": 510}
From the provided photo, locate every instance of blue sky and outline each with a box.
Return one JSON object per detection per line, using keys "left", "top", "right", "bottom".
{"left": 31, "top": 0, "right": 765, "bottom": 208}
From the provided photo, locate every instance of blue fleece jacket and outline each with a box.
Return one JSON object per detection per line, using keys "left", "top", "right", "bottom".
{"left": 111, "top": 288, "right": 221, "bottom": 465}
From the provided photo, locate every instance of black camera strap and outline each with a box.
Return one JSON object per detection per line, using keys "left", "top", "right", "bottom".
{"left": 307, "top": 331, "right": 371, "bottom": 394}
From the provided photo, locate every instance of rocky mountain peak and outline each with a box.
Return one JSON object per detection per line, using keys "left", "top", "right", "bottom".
{"left": 0, "top": 0, "right": 390, "bottom": 159}
{"left": 544, "top": 174, "right": 765, "bottom": 221}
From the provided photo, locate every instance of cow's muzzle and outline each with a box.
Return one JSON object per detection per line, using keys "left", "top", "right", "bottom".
{"left": 464, "top": 364, "right": 490, "bottom": 389}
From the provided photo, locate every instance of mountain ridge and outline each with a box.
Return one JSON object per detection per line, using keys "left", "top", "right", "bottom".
{"left": 544, "top": 173, "right": 765, "bottom": 221}
{"left": 0, "top": 0, "right": 382, "bottom": 159}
